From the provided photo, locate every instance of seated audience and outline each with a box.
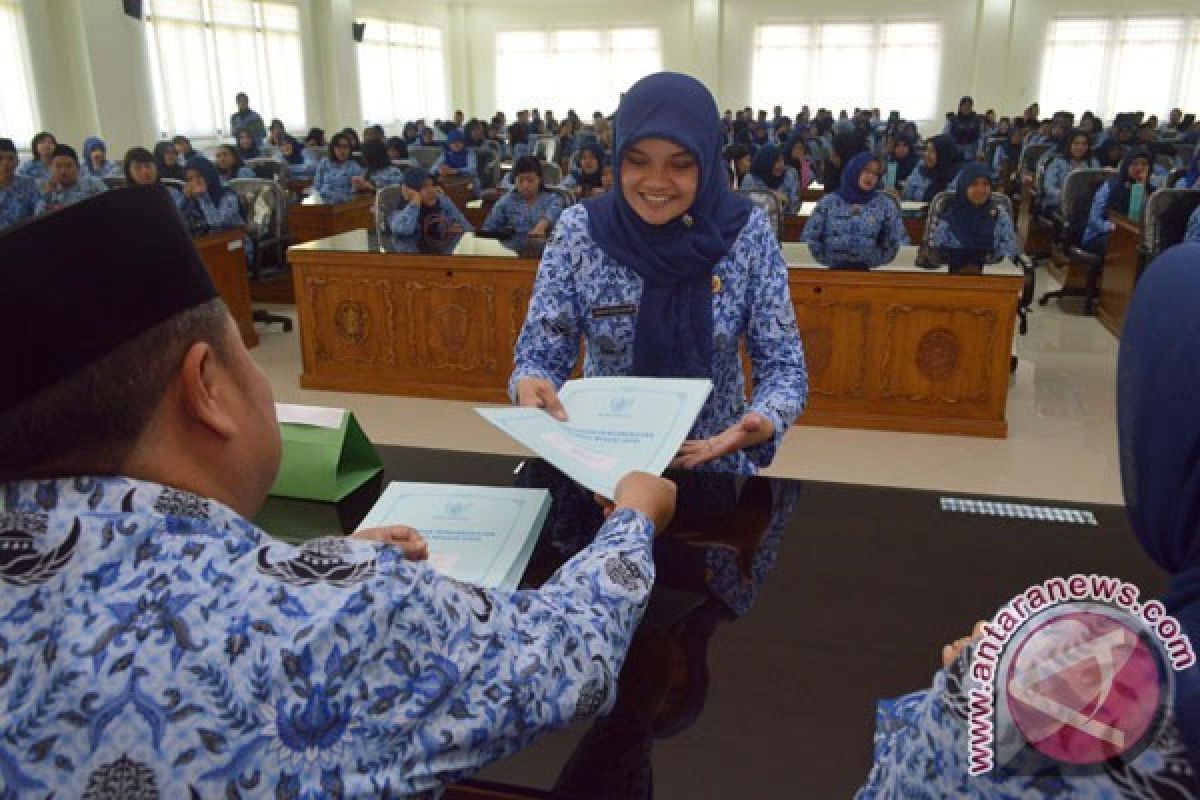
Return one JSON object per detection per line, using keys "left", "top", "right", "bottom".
{"left": 884, "top": 133, "right": 919, "bottom": 190}
{"left": 355, "top": 140, "right": 405, "bottom": 190}
{"left": 0, "top": 137, "right": 38, "bottom": 230}
{"left": 82, "top": 137, "right": 120, "bottom": 179}
{"left": 903, "top": 134, "right": 961, "bottom": 202}
{"left": 35, "top": 144, "right": 106, "bottom": 215}
{"left": 483, "top": 156, "right": 564, "bottom": 239}
{"left": 156, "top": 140, "right": 186, "bottom": 182}
{"left": 432, "top": 130, "right": 480, "bottom": 197}
{"left": 172, "top": 156, "right": 245, "bottom": 236}
{"left": 739, "top": 144, "right": 800, "bottom": 213}
{"left": 1082, "top": 148, "right": 1153, "bottom": 255}
{"left": 171, "top": 135, "right": 197, "bottom": 165}
{"left": 1040, "top": 129, "right": 1100, "bottom": 213}
{"left": 122, "top": 146, "right": 159, "bottom": 187}
{"left": 926, "top": 163, "right": 1019, "bottom": 272}
{"left": 803, "top": 151, "right": 909, "bottom": 268}
{"left": 387, "top": 167, "right": 473, "bottom": 239}
{"left": 782, "top": 133, "right": 815, "bottom": 191}
{"left": 18, "top": 131, "right": 57, "bottom": 185}
{"left": 312, "top": 132, "right": 364, "bottom": 203}
{"left": 561, "top": 142, "right": 608, "bottom": 199}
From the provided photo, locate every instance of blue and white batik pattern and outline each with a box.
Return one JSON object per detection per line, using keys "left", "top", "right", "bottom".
{"left": 388, "top": 196, "right": 474, "bottom": 237}
{"left": 219, "top": 166, "right": 255, "bottom": 187}
{"left": 802, "top": 193, "right": 910, "bottom": 267}
{"left": 855, "top": 645, "right": 1197, "bottom": 799}
{"left": 17, "top": 159, "right": 49, "bottom": 185}
{"left": 510, "top": 204, "right": 808, "bottom": 474}
{"left": 35, "top": 176, "right": 107, "bottom": 216}
{"left": 313, "top": 158, "right": 366, "bottom": 204}
{"left": 1186, "top": 206, "right": 1200, "bottom": 244}
{"left": 739, "top": 169, "right": 801, "bottom": 214}
{"left": 0, "top": 174, "right": 39, "bottom": 230}
{"left": 902, "top": 171, "right": 961, "bottom": 203}
{"left": 366, "top": 166, "right": 407, "bottom": 189}
{"left": 0, "top": 476, "right": 656, "bottom": 798}
{"left": 927, "top": 207, "right": 1020, "bottom": 263}
{"left": 482, "top": 191, "right": 565, "bottom": 236}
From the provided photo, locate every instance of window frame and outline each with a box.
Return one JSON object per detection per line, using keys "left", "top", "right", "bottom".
{"left": 0, "top": 0, "right": 40, "bottom": 147}
{"left": 355, "top": 17, "right": 449, "bottom": 127}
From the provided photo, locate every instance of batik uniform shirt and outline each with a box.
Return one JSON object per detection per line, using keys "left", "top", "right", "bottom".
{"left": 172, "top": 190, "right": 244, "bottom": 232}
{"left": 1041, "top": 157, "right": 1099, "bottom": 213}
{"left": 902, "top": 171, "right": 961, "bottom": 202}
{"left": 432, "top": 150, "right": 479, "bottom": 185}
{"left": 855, "top": 646, "right": 1198, "bottom": 799}
{"left": 34, "top": 176, "right": 107, "bottom": 215}
{"left": 313, "top": 159, "right": 366, "bottom": 204}
{"left": 482, "top": 191, "right": 565, "bottom": 236}
{"left": 1084, "top": 183, "right": 1120, "bottom": 247}
{"left": 0, "top": 476, "right": 655, "bottom": 798}
{"left": 218, "top": 166, "right": 255, "bottom": 187}
{"left": 510, "top": 205, "right": 808, "bottom": 474}
{"left": 739, "top": 168, "right": 801, "bottom": 214}
{"left": 0, "top": 174, "right": 39, "bottom": 230}
{"left": 802, "top": 193, "right": 911, "bottom": 267}
{"left": 388, "top": 195, "right": 474, "bottom": 237}
{"left": 927, "top": 207, "right": 1020, "bottom": 263}
{"left": 16, "top": 159, "right": 49, "bottom": 185}
{"left": 366, "top": 166, "right": 407, "bottom": 189}
{"left": 83, "top": 161, "right": 121, "bottom": 180}
{"left": 1186, "top": 206, "right": 1200, "bottom": 244}
{"left": 510, "top": 142, "right": 536, "bottom": 161}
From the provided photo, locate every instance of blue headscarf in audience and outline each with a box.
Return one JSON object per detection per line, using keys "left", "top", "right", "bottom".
{"left": 1183, "top": 149, "right": 1200, "bottom": 188}
{"left": 836, "top": 152, "right": 880, "bottom": 206}
{"left": 443, "top": 130, "right": 469, "bottom": 169}
{"left": 750, "top": 145, "right": 784, "bottom": 190}
{"left": 1117, "top": 243, "right": 1200, "bottom": 777}
{"left": 889, "top": 133, "right": 920, "bottom": 183}
{"left": 945, "top": 163, "right": 997, "bottom": 251}
{"left": 571, "top": 141, "right": 606, "bottom": 193}
{"left": 81, "top": 137, "right": 108, "bottom": 176}
{"left": 1106, "top": 147, "right": 1152, "bottom": 217}
{"left": 915, "top": 134, "right": 961, "bottom": 202}
{"left": 185, "top": 156, "right": 228, "bottom": 205}
{"left": 585, "top": 71, "right": 753, "bottom": 379}
{"left": 281, "top": 135, "right": 305, "bottom": 166}
{"left": 234, "top": 130, "right": 260, "bottom": 161}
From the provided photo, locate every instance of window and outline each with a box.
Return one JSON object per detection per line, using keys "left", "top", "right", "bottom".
{"left": 356, "top": 19, "right": 447, "bottom": 125}
{"left": 495, "top": 28, "right": 662, "bottom": 116}
{"left": 145, "top": 0, "right": 306, "bottom": 138}
{"left": 1039, "top": 15, "right": 1200, "bottom": 118}
{"left": 0, "top": 0, "right": 37, "bottom": 146}
{"left": 1185, "top": 21, "right": 1200, "bottom": 113}
{"left": 752, "top": 21, "right": 942, "bottom": 120}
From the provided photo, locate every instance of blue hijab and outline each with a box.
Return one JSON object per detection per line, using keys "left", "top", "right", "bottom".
{"left": 1117, "top": 243, "right": 1200, "bottom": 775}
{"left": 443, "top": 130, "right": 468, "bottom": 169}
{"left": 945, "top": 163, "right": 998, "bottom": 251}
{"left": 82, "top": 136, "right": 107, "bottom": 176}
{"left": 1184, "top": 149, "right": 1200, "bottom": 188}
{"left": 750, "top": 145, "right": 784, "bottom": 190}
{"left": 1106, "top": 148, "right": 1152, "bottom": 218}
{"left": 185, "top": 156, "right": 228, "bottom": 205}
{"left": 837, "top": 152, "right": 880, "bottom": 206}
{"left": 571, "top": 141, "right": 606, "bottom": 192}
{"left": 585, "top": 71, "right": 753, "bottom": 379}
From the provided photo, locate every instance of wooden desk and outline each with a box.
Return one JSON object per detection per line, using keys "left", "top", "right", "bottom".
{"left": 290, "top": 234, "right": 1019, "bottom": 436}
{"left": 287, "top": 195, "right": 374, "bottom": 247}
{"left": 1096, "top": 213, "right": 1143, "bottom": 337}
{"left": 194, "top": 228, "right": 258, "bottom": 349}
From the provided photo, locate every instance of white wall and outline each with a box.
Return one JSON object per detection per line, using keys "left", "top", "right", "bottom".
{"left": 9, "top": 0, "right": 1200, "bottom": 156}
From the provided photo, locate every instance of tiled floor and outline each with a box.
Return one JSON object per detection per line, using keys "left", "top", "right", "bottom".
{"left": 253, "top": 271, "right": 1124, "bottom": 506}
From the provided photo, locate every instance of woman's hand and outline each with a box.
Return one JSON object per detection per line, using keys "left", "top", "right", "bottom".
{"left": 351, "top": 175, "right": 373, "bottom": 190}
{"left": 671, "top": 411, "right": 775, "bottom": 469}
{"left": 351, "top": 525, "right": 429, "bottom": 561}
{"left": 942, "top": 620, "right": 988, "bottom": 668}
{"left": 515, "top": 376, "right": 567, "bottom": 421}
{"left": 529, "top": 219, "right": 550, "bottom": 239}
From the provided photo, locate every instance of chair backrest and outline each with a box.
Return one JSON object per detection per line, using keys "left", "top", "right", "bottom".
{"left": 1142, "top": 188, "right": 1200, "bottom": 258}
{"left": 983, "top": 137, "right": 1005, "bottom": 170}
{"left": 477, "top": 139, "right": 499, "bottom": 156}
{"left": 374, "top": 185, "right": 406, "bottom": 237}
{"left": 922, "top": 191, "right": 1014, "bottom": 262}
{"left": 103, "top": 176, "right": 127, "bottom": 190}
{"left": 246, "top": 157, "right": 286, "bottom": 183}
{"left": 1020, "top": 143, "right": 1052, "bottom": 178}
{"left": 227, "top": 177, "right": 285, "bottom": 241}
{"left": 260, "top": 145, "right": 281, "bottom": 159}
{"left": 1155, "top": 153, "right": 1179, "bottom": 172}
{"left": 474, "top": 148, "right": 497, "bottom": 188}
{"left": 1060, "top": 168, "right": 1113, "bottom": 245}
{"left": 303, "top": 145, "right": 328, "bottom": 163}
{"left": 535, "top": 136, "right": 556, "bottom": 163}
{"left": 542, "top": 161, "right": 562, "bottom": 186}
{"left": 1166, "top": 167, "right": 1186, "bottom": 189}
{"left": 737, "top": 188, "right": 781, "bottom": 237}
{"left": 410, "top": 146, "right": 442, "bottom": 169}
{"left": 160, "top": 178, "right": 185, "bottom": 192}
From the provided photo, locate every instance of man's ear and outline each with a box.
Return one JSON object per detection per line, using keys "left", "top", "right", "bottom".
{"left": 177, "top": 341, "right": 238, "bottom": 440}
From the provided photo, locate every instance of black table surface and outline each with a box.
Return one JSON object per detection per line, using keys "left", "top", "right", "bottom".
{"left": 255, "top": 445, "right": 1166, "bottom": 798}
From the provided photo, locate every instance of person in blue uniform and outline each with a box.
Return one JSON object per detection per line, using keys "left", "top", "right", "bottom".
{"left": 229, "top": 91, "right": 266, "bottom": 144}
{"left": 234, "top": 128, "right": 261, "bottom": 162}
{"left": 433, "top": 129, "right": 480, "bottom": 197}
{"left": 1185, "top": 207, "right": 1200, "bottom": 244}
{"left": 213, "top": 145, "right": 254, "bottom": 185}
{"left": 1095, "top": 136, "right": 1124, "bottom": 169}
{"left": 155, "top": 140, "right": 186, "bottom": 182}
{"left": 387, "top": 167, "right": 473, "bottom": 239}
{"left": 803, "top": 151, "right": 909, "bottom": 269}
{"left": 171, "top": 135, "right": 197, "bottom": 165}
{"left": 1174, "top": 149, "right": 1200, "bottom": 190}
{"left": 35, "top": 145, "right": 106, "bottom": 215}
{"left": 386, "top": 136, "right": 409, "bottom": 163}
{"left": 943, "top": 96, "right": 983, "bottom": 161}
{"left": 81, "top": 137, "right": 120, "bottom": 180}
{"left": 510, "top": 72, "right": 808, "bottom": 475}
{"left": 926, "top": 163, "right": 1019, "bottom": 272}
{"left": 18, "top": 131, "right": 57, "bottom": 186}
{"left": 884, "top": 133, "right": 919, "bottom": 189}
{"left": 354, "top": 140, "right": 405, "bottom": 190}
{"left": 483, "top": 156, "right": 564, "bottom": 239}
{"left": 122, "top": 147, "right": 159, "bottom": 187}
{"left": 902, "top": 134, "right": 961, "bottom": 202}
{"left": 782, "top": 133, "right": 815, "bottom": 191}
{"left": 508, "top": 122, "right": 535, "bottom": 160}
{"left": 561, "top": 142, "right": 608, "bottom": 199}
{"left": 739, "top": 144, "right": 800, "bottom": 213}
{"left": 0, "top": 137, "right": 38, "bottom": 230}
{"left": 277, "top": 135, "right": 311, "bottom": 179}
{"left": 312, "top": 132, "right": 364, "bottom": 203}
{"left": 992, "top": 124, "right": 1025, "bottom": 181}
{"left": 1040, "top": 129, "right": 1100, "bottom": 214}
{"left": 1082, "top": 148, "right": 1153, "bottom": 255}
{"left": 173, "top": 156, "right": 245, "bottom": 234}
{"left": 0, "top": 185, "right": 678, "bottom": 798}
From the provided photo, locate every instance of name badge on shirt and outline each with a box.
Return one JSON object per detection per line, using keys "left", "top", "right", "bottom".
{"left": 591, "top": 304, "right": 637, "bottom": 319}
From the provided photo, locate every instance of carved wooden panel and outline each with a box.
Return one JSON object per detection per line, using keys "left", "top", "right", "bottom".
{"left": 403, "top": 281, "right": 498, "bottom": 372}
{"left": 306, "top": 276, "right": 397, "bottom": 367}
{"left": 879, "top": 304, "right": 999, "bottom": 405}
{"left": 792, "top": 300, "right": 870, "bottom": 398}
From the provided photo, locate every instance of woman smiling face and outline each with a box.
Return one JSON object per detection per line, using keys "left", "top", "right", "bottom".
{"left": 620, "top": 137, "right": 699, "bottom": 226}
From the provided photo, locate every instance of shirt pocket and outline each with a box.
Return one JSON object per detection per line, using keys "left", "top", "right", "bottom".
{"left": 585, "top": 304, "right": 637, "bottom": 366}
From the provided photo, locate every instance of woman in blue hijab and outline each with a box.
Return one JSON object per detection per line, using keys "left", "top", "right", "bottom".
{"left": 509, "top": 72, "right": 807, "bottom": 475}
{"left": 1175, "top": 148, "right": 1200, "bottom": 190}
{"left": 561, "top": 141, "right": 608, "bottom": 198}
{"left": 432, "top": 129, "right": 480, "bottom": 198}
{"left": 81, "top": 137, "right": 119, "bottom": 179}
{"left": 926, "top": 163, "right": 1019, "bottom": 272}
{"left": 739, "top": 144, "right": 800, "bottom": 213}
{"left": 803, "top": 151, "right": 909, "bottom": 269}
{"left": 857, "top": 248, "right": 1200, "bottom": 798}
{"left": 1082, "top": 147, "right": 1153, "bottom": 255}
{"left": 172, "top": 156, "right": 245, "bottom": 237}
{"left": 902, "top": 134, "right": 962, "bottom": 202}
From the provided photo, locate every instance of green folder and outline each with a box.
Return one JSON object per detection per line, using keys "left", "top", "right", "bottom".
{"left": 269, "top": 406, "right": 383, "bottom": 502}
